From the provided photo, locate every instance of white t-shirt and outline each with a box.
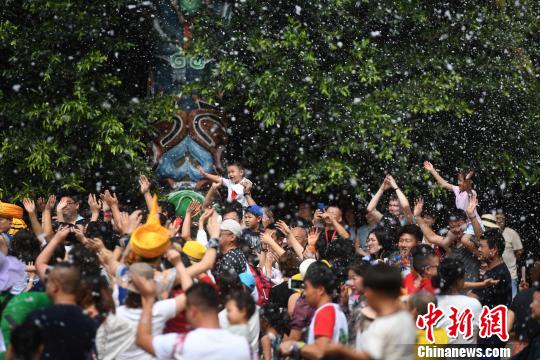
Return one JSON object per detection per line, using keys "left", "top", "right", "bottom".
{"left": 219, "top": 306, "right": 260, "bottom": 354}
{"left": 222, "top": 178, "right": 249, "bottom": 207}
{"left": 356, "top": 310, "right": 416, "bottom": 360}
{"left": 307, "top": 303, "right": 348, "bottom": 345}
{"left": 116, "top": 298, "right": 177, "bottom": 360}
{"left": 501, "top": 227, "right": 523, "bottom": 280}
{"left": 436, "top": 294, "right": 482, "bottom": 344}
{"left": 153, "top": 328, "right": 252, "bottom": 360}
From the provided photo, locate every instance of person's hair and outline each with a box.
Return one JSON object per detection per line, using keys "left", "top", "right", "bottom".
{"left": 85, "top": 221, "right": 117, "bottom": 250}
{"left": 226, "top": 289, "right": 256, "bottom": 320}
{"left": 304, "top": 261, "right": 337, "bottom": 295}
{"left": 77, "top": 276, "right": 115, "bottom": 320}
{"left": 69, "top": 244, "right": 101, "bottom": 278}
{"left": 368, "top": 229, "right": 394, "bottom": 258}
{"left": 388, "top": 194, "right": 399, "bottom": 203}
{"left": 376, "top": 215, "right": 400, "bottom": 242}
{"left": 411, "top": 244, "right": 436, "bottom": 275}
{"left": 223, "top": 203, "right": 243, "bottom": 220}
{"left": 124, "top": 291, "right": 143, "bottom": 309}
{"left": 185, "top": 282, "right": 220, "bottom": 313}
{"left": 57, "top": 188, "right": 80, "bottom": 203}
{"left": 397, "top": 224, "right": 423, "bottom": 243}
{"left": 481, "top": 229, "right": 505, "bottom": 257}
{"left": 458, "top": 170, "right": 474, "bottom": 192}
{"left": 260, "top": 303, "right": 290, "bottom": 335}
{"left": 278, "top": 251, "right": 301, "bottom": 278}
{"left": 409, "top": 290, "right": 437, "bottom": 316}
{"left": 48, "top": 263, "right": 81, "bottom": 295}
{"left": 448, "top": 210, "right": 467, "bottom": 222}
{"left": 348, "top": 261, "right": 369, "bottom": 277}
{"left": 363, "top": 264, "right": 402, "bottom": 298}
{"left": 11, "top": 230, "right": 41, "bottom": 263}
{"left": 435, "top": 257, "right": 465, "bottom": 294}
{"left": 11, "top": 319, "right": 43, "bottom": 360}
{"left": 227, "top": 161, "right": 244, "bottom": 171}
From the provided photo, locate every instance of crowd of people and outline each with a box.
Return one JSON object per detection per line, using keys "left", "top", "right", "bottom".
{"left": 0, "top": 160, "right": 538, "bottom": 360}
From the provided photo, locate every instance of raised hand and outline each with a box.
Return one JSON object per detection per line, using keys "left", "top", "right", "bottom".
{"left": 117, "top": 210, "right": 142, "bottom": 235}
{"left": 86, "top": 237, "right": 105, "bottom": 253}
{"left": 466, "top": 194, "right": 478, "bottom": 219}
{"left": 413, "top": 197, "right": 424, "bottom": 218}
{"left": 423, "top": 161, "right": 434, "bottom": 172}
{"left": 386, "top": 175, "right": 399, "bottom": 190}
{"left": 198, "top": 207, "right": 214, "bottom": 227}
{"left": 100, "top": 190, "right": 119, "bottom": 207}
{"left": 168, "top": 220, "right": 181, "bottom": 237}
{"left": 56, "top": 197, "right": 68, "bottom": 213}
{"left": 72, "top": 226, "right": 86, "bottom": 244}
{"left": 45, "top": 195, "right": 57, "bottom": 211}
{"left": 54, "top": 226, "right": 72, "bottom": 242}
{"left": 36, "top": 197, "right": 47, "bottom": 212}
{"left": 139, "top": 175, "right": 151, "bottom": 194}
{"left": 260, "top": 232, "right": 274, "bottom": 244}
{"left": 275, "top": 220, "right": 291, "bottom": 235}
{"left": 186, "top": 201, "right": 202, "bottom": 217}
{"left": 22, "top": 198, "right": 36, "bottom": 214}
{"left": 165, "top": 249, "right": 182, "bottom": 266}
{"left": 130, "top": 272, "right": 157, "bottom": 300}
{"left": 240, "top": 178, "right": 253, "bottom": 193}
{"left": 382, "top": 176, "right": 393, "bottom": 191}
{"left": 307, "top": 227, "right": 321, "bottom": 246}
{"left": 88, "top": 194, "right": 102, "bottom": 214}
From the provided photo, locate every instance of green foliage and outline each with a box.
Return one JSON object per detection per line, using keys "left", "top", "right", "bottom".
{"left": 186, "top": 0, "right": 540, "bottom": 200}
{"left": 0, "top": 1, "right": 171, "bottom": 200}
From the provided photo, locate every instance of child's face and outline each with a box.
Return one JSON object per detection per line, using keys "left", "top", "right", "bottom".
{"left": 243, "top": 212, "right": 260, "bottom": 229}
{"left": 227, "top": 165, "right": 244, "bottom": 183}
{"left": 226, "top": 299, "right": 247, "bottom": 325}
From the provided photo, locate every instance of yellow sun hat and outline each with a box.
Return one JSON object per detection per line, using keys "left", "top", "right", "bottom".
{"left": 130, "top": 195, "right": 170, "bottom": 259}
{"left": 0, "top": 202, "right": 23, "bottom": 219}
{"left": 183, "top": 241, "right": 206, "bottom": 262}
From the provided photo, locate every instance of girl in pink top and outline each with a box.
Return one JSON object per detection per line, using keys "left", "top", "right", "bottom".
{"left": 423, "top": 161, "right": 485, "bottom": 252}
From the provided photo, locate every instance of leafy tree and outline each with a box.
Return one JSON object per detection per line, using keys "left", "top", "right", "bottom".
{"left": 0, "top": 0, "right": 173, "bottom": 200}
{"left": 186, "top": 0, "right": 539, "bottom": 203}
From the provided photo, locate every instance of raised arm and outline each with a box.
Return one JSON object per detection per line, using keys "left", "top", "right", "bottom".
{"left": 87, "top": 194, "right": 102, "bottom": 222}
{"left": 185, "top": 211, "right": 219, "bottom": 278}
{"left": 276, "top": 221, "right": 304, "bottom": 259}
{"left": 100, "top": 190, "right": 122, "bottom": 227}
{"left": 414, "top": 198, "right": 452, "bottom": 251}
{"left": 260, "top": 232, "right": 286, "bottom": 258}
{"left": 22, "top": 199, "right": 45, "bottom": 238}
{"left": 323, "top": 212, "right": 350, "bottom": 239}
{"left": 41, "top": 195, "right": 56, "bottom": 240}
{"left": 366, "top": 177, "right": 391, "bottom": 222}
{"left": 35, "top": 227, "right": 70, "bottom": 280}
{"left": 466, "top": 194, "right": 484, "bottom": 240}
{"left": 197, "top": 166, "right": 222, "bottom": 184}
{"left": 181, "top": 201, "right": 201, "bottom": 241}
{"left": 139, "top": 175, "right": 154, "bottom": 211}
{"left": 202, "top": 182, "right": 221, "bottom": 208}
{"left": 387, "top": 175, "right": 414, "bottom": 224}
{"left": 166, "top": 249, "right": 194, "bottom": 297}
{"left": 423, "top": 161, "right": 454, "bottom": 191}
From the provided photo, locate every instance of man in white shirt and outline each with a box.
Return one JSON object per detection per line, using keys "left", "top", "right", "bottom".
{"left": 134, "top": 278, "right": 252, "bottom": 360}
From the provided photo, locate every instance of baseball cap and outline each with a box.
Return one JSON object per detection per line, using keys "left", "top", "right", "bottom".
{"left": 245, "top": 204, "right": 264, "bottom": 217}
{"left": 239, "top": 272, "right": 256, "bottom": 290}
{"left": 220, "top": 219, "right": 242, "bottom": 237}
